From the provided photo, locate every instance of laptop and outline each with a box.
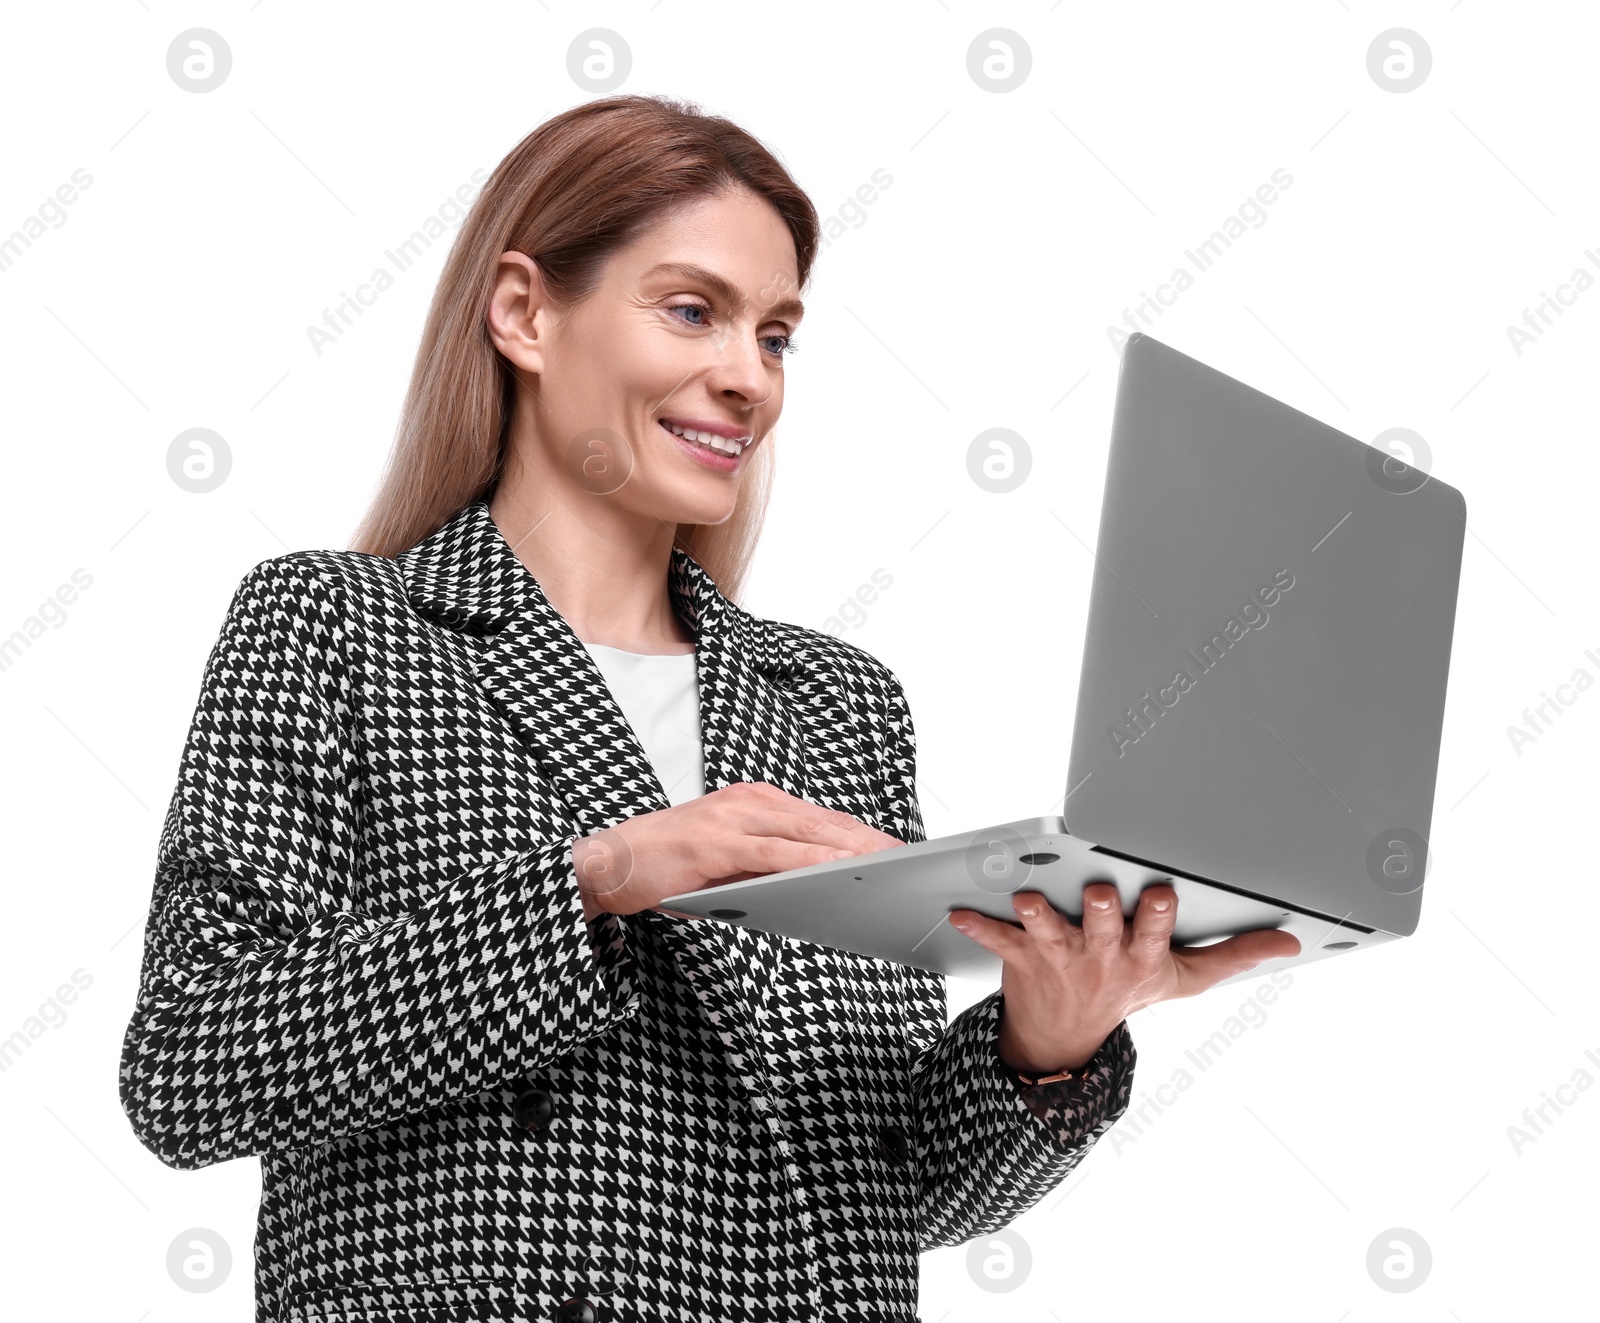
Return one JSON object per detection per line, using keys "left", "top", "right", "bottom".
{"left": 661, "top": 333, "right": 1468, "bottom": 991}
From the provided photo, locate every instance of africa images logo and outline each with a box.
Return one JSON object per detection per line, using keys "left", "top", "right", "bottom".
{"left": 1108, "top": 569, "right": 1295, "bottom": 757}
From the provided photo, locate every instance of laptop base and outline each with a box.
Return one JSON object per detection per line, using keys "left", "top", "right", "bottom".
{"left": 660, "top": 817, "right": 1397, "bottom": 991}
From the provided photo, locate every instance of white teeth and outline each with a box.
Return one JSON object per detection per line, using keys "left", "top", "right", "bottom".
{"left": 661, "top": 420, "right": 747, "bottom": 456}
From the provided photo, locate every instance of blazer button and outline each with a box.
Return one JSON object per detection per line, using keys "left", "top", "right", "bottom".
{"left": 878, "top": 1123, "right": 911, "bottom": 1166}
{"left": 554, "top": 1299, "right": 597, "bottom": 1323}
{"left": 513, "top": 1087, "right": 555, "bottom": 1132}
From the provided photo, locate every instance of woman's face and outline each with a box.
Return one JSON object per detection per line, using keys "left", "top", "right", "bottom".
{"left": 493, "top": 187, "right": 804, "bottom": 530}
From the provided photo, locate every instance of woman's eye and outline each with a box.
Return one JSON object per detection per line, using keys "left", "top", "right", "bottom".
{"left": 669, "top": 302, "right": 710, "bottom": 328}
{"left": 668, "top": 302, "right": 797, "bottom": 359}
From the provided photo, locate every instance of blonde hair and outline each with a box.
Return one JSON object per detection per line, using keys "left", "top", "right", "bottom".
{"left": 348, "top": 95, "right": 820, "bottom": 602}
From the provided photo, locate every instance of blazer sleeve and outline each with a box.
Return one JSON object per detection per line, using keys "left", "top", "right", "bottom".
{"left": 119, "top": 555, "right": 641, "bottom": 1171}
{"left": 870, "top": 665, "right": 1137, "bottom": 1252}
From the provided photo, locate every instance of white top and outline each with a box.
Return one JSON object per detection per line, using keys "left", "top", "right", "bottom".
{"left": 580, "top": 641, "right": 706, "bottom": 806}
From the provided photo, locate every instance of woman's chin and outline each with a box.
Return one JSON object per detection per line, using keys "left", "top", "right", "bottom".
{"left": 656, "top": 483, "right": 739, "bottom": 528}
{"left": 667, "top": 504, "right": 737, "bottom": 530}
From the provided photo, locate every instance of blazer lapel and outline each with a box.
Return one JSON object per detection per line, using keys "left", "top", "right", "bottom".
{"left": 398, "top": 499, "right": 814, "bottom": 1105}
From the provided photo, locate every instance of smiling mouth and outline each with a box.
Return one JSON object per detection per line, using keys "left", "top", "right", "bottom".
{"left": 657, "top": 417, "right": 752, "bottom": 457}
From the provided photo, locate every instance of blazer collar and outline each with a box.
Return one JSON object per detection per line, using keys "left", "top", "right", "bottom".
{"left": 396, "top": 497, "right": 810, "bottom": 1096}
{"left": 398, "top": 497, "right": 799, "bottom": 683}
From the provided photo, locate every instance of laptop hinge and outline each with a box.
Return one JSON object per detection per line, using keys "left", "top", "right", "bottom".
{"left": 1085, "top": 842, "right": 1379, "bottom": 935}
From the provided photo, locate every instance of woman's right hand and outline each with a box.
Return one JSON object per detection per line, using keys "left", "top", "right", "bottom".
{"left": 570, "top": 780, "right": 903, "bottom": 920}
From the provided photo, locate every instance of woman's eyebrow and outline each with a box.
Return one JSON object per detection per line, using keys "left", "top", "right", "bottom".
{"left": 642, "top": 261, "right": 804, "bottom": 323}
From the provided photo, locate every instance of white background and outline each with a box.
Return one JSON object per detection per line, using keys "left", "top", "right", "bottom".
{"left": 1, "top": 1, "right": 1594, "bottom": 1318}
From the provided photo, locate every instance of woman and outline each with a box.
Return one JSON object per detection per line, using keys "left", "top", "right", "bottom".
{"left": 119, "top": 95, "right": 1298, "bottom": 1322}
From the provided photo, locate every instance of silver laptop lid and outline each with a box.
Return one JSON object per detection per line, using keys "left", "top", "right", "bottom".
{"left": 1064, "top": 333, "right": 1466, "bottom": 936}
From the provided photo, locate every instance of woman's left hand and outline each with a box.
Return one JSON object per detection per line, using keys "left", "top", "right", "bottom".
{"left": 949, "top": 882, "right": 1303, "bottom": 1074}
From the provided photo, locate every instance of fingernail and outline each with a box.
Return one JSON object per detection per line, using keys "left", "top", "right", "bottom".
{"left": 829, "top": 847, "right": 854, "bottom": 859}
{"left": 951, "top": 917, "right": 972, "bottom": 931}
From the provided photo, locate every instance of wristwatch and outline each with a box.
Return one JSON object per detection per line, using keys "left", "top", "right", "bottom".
{"left": 1012, "top": 1065, "right": 1079, "bottom": 1087}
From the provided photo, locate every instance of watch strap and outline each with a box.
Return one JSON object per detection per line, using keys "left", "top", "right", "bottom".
{"left": 1013, "top": 1066, "right": 1078, "bottom": 1087}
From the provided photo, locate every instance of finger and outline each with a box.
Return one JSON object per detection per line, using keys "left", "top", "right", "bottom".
{"left": 729, "top": 784, "right": 896, "bottom": 853}
{"left": 684, "top": 798, "right": 861, "bottom": 878}
{"left": 947, "top": 907, "right": 1031, "bottom": 959}
{"left": 1061, "top": 884, "right": 1155, "bottom": 1005}
{"left": 791, "top": 801, "right": 900, "bottom": 852}
{"left": 1078, "top": 881, "right": 1126, "bottom": 953}
{"left": 741, "top": 782, "right": 902, "bottom": 850}
{"left": 817, "top": 818, "right": 903, "bottom": 853}
{"left": 784, "top": 812, "right": 908, "bottom": 851}
{"left": 727, "top": 832, "right": 866, "bottom": 877}
{"left": 1170, "top": 926, "right": 1302, "bottom": 997}
{"left": 849, "top": 825, "right": 913, "bottom": 854}
{"left": 1128, "top": 883, "right": 1179, "bottom": 963}
{"left": 1011, "top": 891, "right": 1075, "bottom": 955}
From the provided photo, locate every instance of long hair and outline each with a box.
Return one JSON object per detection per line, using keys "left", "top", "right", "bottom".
{"left": 348, "top": 95, "right": 820, "bottom": 602}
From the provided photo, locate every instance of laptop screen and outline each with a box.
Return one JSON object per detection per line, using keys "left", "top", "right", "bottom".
{"left": 1064, "top": 334, "right": 1465, "bottom": 936}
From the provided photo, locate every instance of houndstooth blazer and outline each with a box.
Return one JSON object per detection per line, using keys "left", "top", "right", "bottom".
{"left": 119, "top": 496, "right": 1137, "bottom": 1322}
